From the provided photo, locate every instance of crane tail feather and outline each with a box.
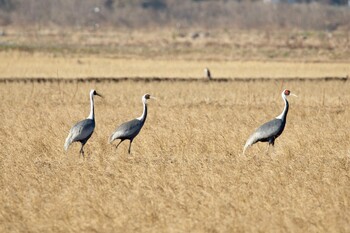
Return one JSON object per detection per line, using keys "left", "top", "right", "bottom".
{"left": 243, "top": 132, "right": 258, "bottom": 154}
{"left": 243, "top": 142, "right": 250, "bottom": 155}
{"left": 109, "top": 133, "right": 115, "bottom": 144}
{"left": 243, "top": 145, "right": 247, "bottom": 155}
{"left": 110, "top": 130, "right": 123, "bottom": 144}
{"left": 64, "top": 133, "right": 73, "bottom": 151}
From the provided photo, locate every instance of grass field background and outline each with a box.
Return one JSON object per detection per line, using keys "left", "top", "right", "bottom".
{"left": 1, "top": 28, "right": 350, "bottom": 79}
{"left": 0, "top": 80, "right": 349, "bottom": 232}
{"left": 0, "top": 52, "right": 349, "bottom": 79}
{"left": 0, "top": 27, "right": 350, "bottom": 232}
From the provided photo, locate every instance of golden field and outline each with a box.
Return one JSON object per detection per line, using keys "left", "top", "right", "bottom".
{"left": 0, "top": 79, "right": 349, "bottom": 232}
{"left": 0, "top": 28, "right": 350, "bottom": 232}
{"left": 0, "top": 51, "right": 350, "bottom": 79}
{"left": 1, "top": 28, "right": 350, "bottom": 79}
{"left": 0, "top": 28, "right": 350, "bottom": 80}
{"left": 1, "top": 28, "right": 350, "bottom": 62}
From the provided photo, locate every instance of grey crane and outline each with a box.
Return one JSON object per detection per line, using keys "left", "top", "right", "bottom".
{"left": 204, "top": 67, "right": 212, "bottom": 80}
{"left": 109, "top": 93, "right": 155, "bottom": 154}
{"left": 64, "top": 89, "right": 102, "bottom": 157}
{"left": 243, "top": 89, "right": 297, "bottom": 154}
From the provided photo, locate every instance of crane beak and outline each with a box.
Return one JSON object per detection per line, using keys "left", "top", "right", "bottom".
{"left": 95, "top": 92, "right": 103, "bottom": 98}
{"left": 150, "top": 96, "right": 156, "bottom": 100}
{"left": 291, "top": 93, "right": 298, "bottom": 97}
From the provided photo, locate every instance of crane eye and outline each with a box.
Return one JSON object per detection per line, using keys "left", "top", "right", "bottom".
{"left": 284, "top": 90, "right": 290, "bottom": 95}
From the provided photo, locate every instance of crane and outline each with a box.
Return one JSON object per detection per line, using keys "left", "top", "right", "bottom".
{"left": 109, "top": 93, "right": 155, "bottom": 154}
{"left": 243, "top": 89, "right": 297, "bottom": 154}
{"left": 204, "top": 67, "right": 212, "bottom": 80}
{"left": 64, "top": 89, "right": 102, "bottom": 157}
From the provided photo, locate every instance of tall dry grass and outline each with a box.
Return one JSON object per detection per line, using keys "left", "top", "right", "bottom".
{"left": 0, "top": 80, "right": 349, "bottom": 232}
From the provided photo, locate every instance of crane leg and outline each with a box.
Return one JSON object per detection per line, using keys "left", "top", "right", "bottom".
{"left": 265, "top": 144, "right": 270, "bottom": 154}
{"left": 266, "top": 140, "right": 275, "bottom": 154}
{"left": 80, "top": 144, "right": 85, "bottom": 158}
{"left": 128, "top": 140, "right": 133, "bottom": 154}
{"left": 115, "top": 140, "right": 123, "bottom": 150}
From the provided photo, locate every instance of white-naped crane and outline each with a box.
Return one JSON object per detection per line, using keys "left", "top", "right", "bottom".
{"left": 204, "top": 67, "right": 212, "bottom": 80}
{"left": 109, "top": 93, "right": 155, "bottom": 154}
{"left": 64, "top": 89, "right": 102, "bottom": 157}
{"left": 243, "top": 89, "right": 297, "bottom": 154}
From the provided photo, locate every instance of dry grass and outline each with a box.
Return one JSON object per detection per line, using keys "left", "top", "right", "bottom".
{"left": 0, "top": 51, "right": 350, "bottom": 79}
{"left": 1, "top": 28, "right": 350, "bottom": 62}
{"left": 0, "top": 80, "right": 349, "bottom": 232}
{"left": 1, "top": 28, "right": 350, "bottom": 80}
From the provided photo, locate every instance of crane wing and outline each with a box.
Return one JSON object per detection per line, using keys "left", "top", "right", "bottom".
{"left": 110, "top": 119, "right": 143, "bottom": 142}
{"left": 243, "top": 119, "right": 283, "bottom": 153}
{"left": 64, "top": 119, "right": 95, "bottom": 150}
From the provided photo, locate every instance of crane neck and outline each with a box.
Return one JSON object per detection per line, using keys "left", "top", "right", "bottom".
{"left": 276, "top": 94, "right": 289, "bottom": 121}
{"left": 137, "top": 99, "right": 148, "bottom": 123}
{"left": 87, "top": 92, "right": 95, "bottom": 120}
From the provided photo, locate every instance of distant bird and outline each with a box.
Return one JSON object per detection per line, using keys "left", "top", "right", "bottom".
{"left": 93, "top": 6, "right": 100, "bottom": 13}
{"left": 204, "top": 67, "right": 212, "bottom": 80}
{"left": 64, "top": 89, "right": 102, "bottom": 157}
{"left": 109, "top": 93, "right": 155, "bottom": 154}
{"left": 243, "top": 89, "right": 297, "bottom": 154}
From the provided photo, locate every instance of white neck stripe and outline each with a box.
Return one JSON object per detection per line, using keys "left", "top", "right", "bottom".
{"left": 87, "top": 92, "right": 94, "bottom": 120}
{"left": 275, "top": 93, "right": 287, "bottom": 119}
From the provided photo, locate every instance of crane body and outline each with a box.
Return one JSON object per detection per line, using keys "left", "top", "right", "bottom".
{"left": 109, "top": 93, "right": 154, "bottom": 154}
{"left": 64, "top": 89, "right": 102, "bottom": 157}
{"left": 243, "top": 89, "right": 296, "bottom": 154}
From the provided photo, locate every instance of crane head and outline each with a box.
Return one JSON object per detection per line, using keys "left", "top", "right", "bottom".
{"left": 145, "top": 93, "right": 151, "bottom": 99}
{"left": 90, "top": 89, "right": 103, "bottom": 98}
{"left": 143, "top": 93, "right": 156, "bottom": 103}
{"left": 91, "top": 89, "right": 103, "bottom": 98}
{"left": 283, "top": 89, "right": 297, "bottom": 97}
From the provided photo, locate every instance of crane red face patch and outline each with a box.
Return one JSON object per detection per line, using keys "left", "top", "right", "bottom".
{"left": 284, "top": 90, "right": 290, "bottom": 95}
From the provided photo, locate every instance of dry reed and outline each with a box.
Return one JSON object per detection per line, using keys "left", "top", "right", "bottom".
{"left": 0, "top": 80, "right": 349, "bottom": 232}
